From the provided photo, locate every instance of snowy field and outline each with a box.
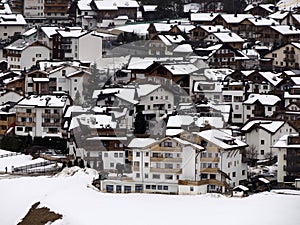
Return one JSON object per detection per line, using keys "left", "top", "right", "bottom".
{"left": 0, "top": 167, "right": 299, "bottom": 225}
{"left": 277, "top": 0, "right": 300, "bottom": 10}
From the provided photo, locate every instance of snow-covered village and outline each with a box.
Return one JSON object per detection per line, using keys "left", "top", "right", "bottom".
{"left": 0, "top": 0, "right": 300, "bottom": 224}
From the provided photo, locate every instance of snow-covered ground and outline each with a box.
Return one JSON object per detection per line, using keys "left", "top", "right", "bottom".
{"left": 0, "top": 167, "right": 299, "bottom": 225}
{"left": 277, "top": 0, "right": 300, "bottom": 10}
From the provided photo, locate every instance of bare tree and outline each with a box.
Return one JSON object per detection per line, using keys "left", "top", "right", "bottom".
{"left": 246, "top": 144, "right": 258, "bottom": 166}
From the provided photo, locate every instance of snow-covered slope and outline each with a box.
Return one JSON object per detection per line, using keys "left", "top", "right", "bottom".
{"left": 277, "top": 0, "right": 300, "bottom": 10}
{"left": 0, "top": 167, "right": 299, "bottom": 225}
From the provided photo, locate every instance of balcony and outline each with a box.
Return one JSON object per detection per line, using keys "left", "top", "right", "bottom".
{"left": 200, "top": 157, "right": 220, "bottom": 163}
{"left": 42, "top": 113, "right": 62, "bottom": 119}
{"left": 16, "top": 122, "right": 35, "bottom": 126}
{"left": 200, "top": 167, "right": 219, "bottom": 173}
{"left": 151, "top": 145, "right": 182, "bottom": 152}
{"left": 178, "top": 179, "right": 229, "bottom": 188}
{"left": 150, "top": 167, "right": 182, "bottom": 174}
{"left": 150, "top": 157, "right": 182, "bottom": 163}
{"left": 42, "top": 122, "right": 61, "bottom": 127}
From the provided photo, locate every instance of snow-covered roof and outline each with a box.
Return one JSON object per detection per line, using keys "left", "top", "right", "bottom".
{"left": 268, "top": 11, "right": 289, "bottom": 20}
{"left": 40, "top": 26, "right": 59, "bottom": 38}
{"left": 270, "top": 25, "right": 300, "bottom": 35}
{"left": 127, "top": 57, "right": 183, "bottom": 70}
{"left": 17, "top": 95, "right": 69, "bottom": 108}
{"left": 247, "top": 17, "right": 278, "bottom": 26}
{"left": 138, "top": 84, "right": 160, "bottom": 96}
{"left": 0, "top": 14, "right": 26, "bottom": 25}
{"left": 157, "top": 34, "right": 185, "bottom": 46}
{"left": 273, "top": 134, "right": 300, "bottom": 148}
{"left": 164, "top": 63, "right": 199, "bottom": 75}
{"left": 284, "top": 91, "right": 300, "bottom": 99}
{"left": 195, "top": 117, "right": 224, "bottom": 129}
{"left": 220, "top": 14, "right": 253, "bottom": 24}
{"left": 204, "top": 68, "right": 234, "bottom": 81}
{"left": 244, "top": 93, "right": 281, "bottom": 106}
{"left": 57, "top": 29, "right": 89, "bottom": 38}
{"left": 193, "top": 129, "right": 247, "bottom": 150}
{"left": 196, "top": 25, "right": 230, "bottom": 33}
{"left": 233, "top": 185, "right": 249, "bottom": 191}
{"left": 128, "top": 138, "right": 156, "bottom": 148}
{"left": 259, "top": 71, "right": 282, "bottom": 86}
{"left": 292, "top": 14, "right": 300, "bottom": 23}
{"left": 143, "top": 5, "right": 157, "bottom": 12}
{"left": 173, "top": 137, "right": 204, "bottom": 150}
{"left": 244, "top": 4, "right": 274, "bottom": 13}
{"left": 166, "top": 128, "right": 185, "bottom": 136}
{"left": 0, "top": 2, "right": 11, "bottom": 14}
{"left": 23, "top": 28, "right": 37, "bottom": 37}
{"left": 167, "top": 115, "right": 195, "bottom": 128}
{"left": 173, "top": 44, "right": 193, "bottom": 53}
{"left": 5, "top": 39, "right": 43, "bottom": 51}
{"left": 210, "top": 32, "right": 244, "bottom": 43}
{"left": 190, "top": 13, "right": 219, "bottom": 22}
{"left": 94, "top": 0, "right": 138, "bottom": 10}
{"left": 64, "top": 105, "right": 89, "bottom": 118}
{"left": 241, "top": 120, "right": 286, "bottom": 133}
{"left": 69, "top": 114, "right": 117, "bottom": 131}
{"left": 77, "top": 0, "right": 93, "bottom": 11}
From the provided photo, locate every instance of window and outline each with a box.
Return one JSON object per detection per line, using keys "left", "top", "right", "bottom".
{"left": 165, "top": 175, "right": 173, "bottom": 180}
{"left": 165, "top": 163, "right": 173, "bottom": 169}
{"left": 17, "top": 127, "right": 23, "bottom": 131}
{"left": 152, "top": 174, "right": 160, "bottom": 179}
{"left": 233, "top": 114, "right": 242, "bottom": 118}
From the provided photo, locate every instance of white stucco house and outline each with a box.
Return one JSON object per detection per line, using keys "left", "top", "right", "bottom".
{"left": 5, "top": 39, "right": 50, "bottom": 71}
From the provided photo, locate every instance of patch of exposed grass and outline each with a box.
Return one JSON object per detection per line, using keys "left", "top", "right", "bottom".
{"left": 18, "top": 202, "right": 62, "bottom": 225}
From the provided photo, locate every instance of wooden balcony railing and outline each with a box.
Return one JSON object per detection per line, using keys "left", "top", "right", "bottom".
{"left": 150, "top": 157, "right": 182, "bottom": 163}
{"left": 150, "top": 167, "right": 182, "bottom": 174}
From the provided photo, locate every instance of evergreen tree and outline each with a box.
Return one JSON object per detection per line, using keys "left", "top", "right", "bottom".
{"left": 83, "top": 63, "right": 103, "bottom": 107}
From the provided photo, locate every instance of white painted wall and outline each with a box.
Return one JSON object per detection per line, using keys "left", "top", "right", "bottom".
{"left": 78, "top": 32, "right": 102, "bottom": 62}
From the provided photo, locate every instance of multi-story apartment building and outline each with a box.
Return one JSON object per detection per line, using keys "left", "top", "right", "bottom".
{"left": 191, "top": 129, "right": 248, "bottom": 189}
{"left": 101, "top": 137, "right": 207, "bottom": 194}
{"left": 264, "top": 42, "right": 300, "bottom": 71}
{"left": 241, "top": 119, "right": 297, "bottom": 161}
{"left": 274, "top": 134, "right": 300, "bottom": 183}
{"left": 15, "top": 94, "right": 70, "bottom": 138}
{"left": 52, "top": 27, "right": 102, "bottom": 62}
